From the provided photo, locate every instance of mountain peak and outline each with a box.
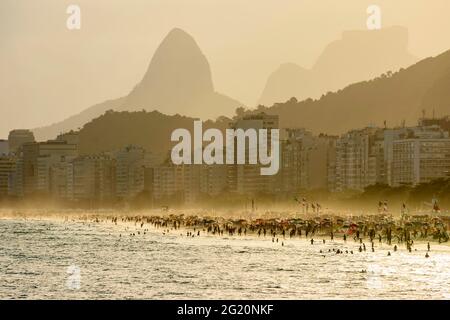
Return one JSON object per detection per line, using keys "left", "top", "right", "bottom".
{"left": 122, "top": 28, "right": 215, "bottom": 113}
{"left": 165, "top": 27, "right": 194, "bottom": 40}
{"left": 259, "top": 26, "right": 417, "bottom": 106}
{"left": 33, "top": 27, "right": 242, "bottom": 140}
{"left": 157, "top": 28, "right": 203, "bottom": 56}
{"left": 118, "top": 28, "right": 240, "bottom": 119}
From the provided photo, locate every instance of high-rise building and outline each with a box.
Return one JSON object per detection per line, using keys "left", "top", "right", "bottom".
{"left": 278, "top": 137, "right": 302, "bottom": 193}
{"left": 334, "top": 127, "right": 384, "bottom": 191}
{"left": 200, "top": 164, "right": 228, "bottom": 197}
{"left": 152, "top": 165, "right": 183, "bottom": 201}
{"left": 383, "top": 127, "right": 410, "bottom": 186}
{"left": 278, "top": 129, "right": 337, "bottom": 192}
{"left": 48, "top": 161, "right": 72, "bottom": 199}
{"left": 8, "top": 130, "right": 35, "bottom": 154}
{"left": 69, "top": 155, "right": 115, "bottom": 201}
{"left": 304, "top": 135, "right": 338, "bottom": 190}
{"left": 21, "top": 140, "right": 78, "bottom": 196}
{"left": 115, "top": 145, "right": 149, "bottom": 199}
{"left": 227, "top": 112, "right": 279, "bottom": 195}
{"left": 181, "top": 165, "right": 202, "bottom": 203}
{"left": 381, "top": 124, "right": 444, "bottom": 186}
{"left": 8, "top": 158, "right": 23, "bottom": 197}
{"left": 0, "top": 140, "right": 9, "bottom": 156}
{"left": 391, "top": 126, "right": 450, "bottom": 186}
{"left": 0, "top": 156, "right": 16, "bottom": 196}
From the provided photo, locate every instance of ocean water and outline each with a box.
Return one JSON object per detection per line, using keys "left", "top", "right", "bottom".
{"left": 1, "top": 218, "right": 450, "bottom": 299}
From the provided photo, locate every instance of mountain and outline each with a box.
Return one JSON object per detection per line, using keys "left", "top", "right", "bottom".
{"left": 33, "top": 98, "right": 126, "bottom": 140}
{"left": 121, "top": 28, "right": 240, "bottom": 118}
{"left": 258, "top": 63, "right": 313, "bottom": 109}
{"left": 258, "top": 26, "right": 417, "bottom": 106}
{"left": 246, "top": 49, "right": 450, "bottom": 134}
{"left": 33, "top": 28, "right": 241, "bottom": 141}
{"left": 78, "top": 110, "right": 196, "bottom": 156}
{"left": 77, "top": 110, "right": 230, "bottom": 157}
{"left": 73, "top": 48, "right": 450, "bottom": 158}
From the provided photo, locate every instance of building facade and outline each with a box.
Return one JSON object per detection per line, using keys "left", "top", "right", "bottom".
{"left": 0, "top": 156, "right": 15, "bottom": 196}
{"left": 0, "top": 140, "right": 9, "bottom": 156}
{"left": 69, "top": 155, "right": 115, "bottom": 201}
{"left": 334, "top": 127, "right": 384, "bottom": 191}
{"left": 8, "top": 129, "right": 35, "bottom": 154}
{"left": 21, "top": 140, "right": 78, "bottom": 196}
{"left": 115, "top": 145, "right": 148, "bottom": 199}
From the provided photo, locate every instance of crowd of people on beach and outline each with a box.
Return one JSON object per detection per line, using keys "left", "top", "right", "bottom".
{"left": 80, "top": 208, "right": 450, "bottom": 259}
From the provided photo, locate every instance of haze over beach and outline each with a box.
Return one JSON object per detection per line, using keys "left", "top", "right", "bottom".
{"left": 1, "top": 0, "right": 450, "bottom": 302}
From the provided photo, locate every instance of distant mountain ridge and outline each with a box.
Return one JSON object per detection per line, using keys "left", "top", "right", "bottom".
{"left": 77, "top": 110, "right": 231, "bottom": 157}
{"left": 258, "top": 26, "right": 417, "bottom": 106}
{"left": 250, "top": 49, "right": 450, "bottom": 134}
{"left": 121, "top": 28, "right": 240, "bottom": 118}
{"left": 33, "top": 27, "right": 450, "bottom": 146}
{"left": 33, "top": 28, "right": 241, "bottom": 141}
{"left": 74, "top": 48, "right": 450, "bottom": 157}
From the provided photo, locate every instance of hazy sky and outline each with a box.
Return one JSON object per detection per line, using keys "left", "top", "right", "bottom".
{"left": 1, "top": 0, "right": 449, "bottom": 138}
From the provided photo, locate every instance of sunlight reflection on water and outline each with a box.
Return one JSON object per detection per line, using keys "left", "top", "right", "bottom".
{"left": 1, "top": 218, "right": 449, "bottom": 299}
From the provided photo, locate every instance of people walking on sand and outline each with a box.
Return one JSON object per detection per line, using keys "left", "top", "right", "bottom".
{"left": 290, "top": 229, "right": 295, "bottom": 238}
{"left": 79, "top": 211, "right": 450, "bottom": 264}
